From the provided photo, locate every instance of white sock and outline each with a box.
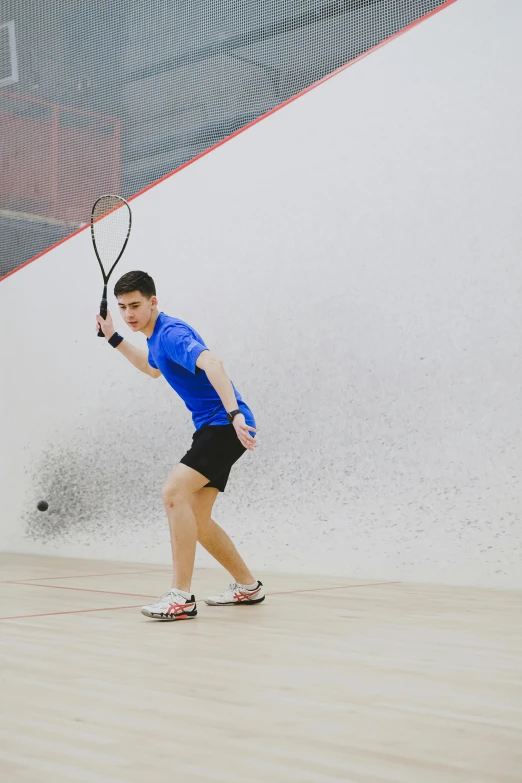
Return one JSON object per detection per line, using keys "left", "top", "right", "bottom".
{"left": 240, "top": 581, "right": 258, "bottom": 591}
{"left": 173, "top": 589, "right": 193, "bottom": 601}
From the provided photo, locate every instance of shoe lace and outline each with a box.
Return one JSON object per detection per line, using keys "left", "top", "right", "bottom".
{"left": 159, "top": 589, "right": 187, "bottom": 604}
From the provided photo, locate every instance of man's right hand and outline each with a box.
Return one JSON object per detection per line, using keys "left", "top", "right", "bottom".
{"left": 96, "top": 309, "right": 115, "bottom": 340}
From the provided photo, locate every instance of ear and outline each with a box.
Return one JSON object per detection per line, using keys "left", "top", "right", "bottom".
{"left": 150, "top": 295, "right": 158, "bottom": 308}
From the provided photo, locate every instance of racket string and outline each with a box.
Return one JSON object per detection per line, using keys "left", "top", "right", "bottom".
{"left": 91, "top": 195, "right": 132, "bottom": 279}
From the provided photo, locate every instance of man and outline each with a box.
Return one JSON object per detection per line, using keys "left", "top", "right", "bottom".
{"left": 96, "top": 270, "right": 265, "bottom": 621}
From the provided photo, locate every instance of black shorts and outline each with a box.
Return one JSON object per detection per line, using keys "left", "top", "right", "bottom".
{"left": 180, "top": 424, "right": 248, "bottom": 493}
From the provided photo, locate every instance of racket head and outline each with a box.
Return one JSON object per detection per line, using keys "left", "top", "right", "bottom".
{"left": 90, "top": 195, "right": 132, "bottom": 282}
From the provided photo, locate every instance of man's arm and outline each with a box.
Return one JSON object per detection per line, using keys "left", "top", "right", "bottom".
{"left": 196, "top": 349, "right": 257, "bottom": 451}
{"left": 196, "top": 350, "right": 237, "bottom": 412}
{"left": 116, "top": 341, "right": 161, "bottom": 378}
{"left": 95, "top": 309, "right": 161, "bottom": 379}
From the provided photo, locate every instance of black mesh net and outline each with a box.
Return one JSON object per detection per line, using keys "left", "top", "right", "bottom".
{"left": 0, "top": 0, "right": 447, "bottom": 278}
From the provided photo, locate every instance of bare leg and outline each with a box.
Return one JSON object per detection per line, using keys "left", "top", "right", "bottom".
{"left": 191, "top": 488, "right": 256, "bottom": 585}
{"left": 199, "top": 518, "right": 255, "bottom": 585}
{"left": 162, "top": 464, "right": 210, "bottom": 592}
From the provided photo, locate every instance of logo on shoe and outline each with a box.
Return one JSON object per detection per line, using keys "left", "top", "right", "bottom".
{"left": 167, "top": 601, "right": 195, "bottom": 617}
{"left": 233, "top": 587, "right": 261, "bottom": 602}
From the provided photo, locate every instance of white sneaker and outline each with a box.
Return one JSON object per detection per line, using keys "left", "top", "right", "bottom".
{"left": 141, "top": 589, "right": 197, "bottom": 621}
{"left": 204, "top": 581, "right": 265, "bottom": 606}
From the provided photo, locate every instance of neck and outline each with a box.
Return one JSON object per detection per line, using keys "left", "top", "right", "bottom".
{"left": 141, "top": 308, "right": 159, "bottom": 338}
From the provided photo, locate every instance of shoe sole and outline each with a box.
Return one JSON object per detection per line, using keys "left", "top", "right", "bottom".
{"left": 204, "top": 595, "right": 266, "bottom": 606}
{"left": 141, "top": 609, "right": 197, "bottom": 620}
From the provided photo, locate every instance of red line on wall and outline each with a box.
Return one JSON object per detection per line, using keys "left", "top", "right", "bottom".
{"left": 0, "top": 0, "right": 457, "bottom": 284}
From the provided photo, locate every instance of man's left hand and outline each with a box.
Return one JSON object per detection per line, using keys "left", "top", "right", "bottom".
{"left": 233, "top": 414, "right": 257, "bottom": 451}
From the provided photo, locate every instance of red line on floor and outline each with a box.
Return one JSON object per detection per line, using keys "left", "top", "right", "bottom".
{"left": 0, "top": 568, "right": 171, "bottom": 584}
{"left": 6, "top": 582, "right": 157, "bottom": 599}
{"left": 268, "top": 581, "right": 400, "bottom": 596}
{"left": 0, "top": 580, "right": 400, "bottom": 620}
{"left": 0, "top": 604, "right": 143, "bottom": 621}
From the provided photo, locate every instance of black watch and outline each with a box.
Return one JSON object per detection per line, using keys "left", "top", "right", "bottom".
{"left": 226, "top": 409, "right": 241, "bottom": 424}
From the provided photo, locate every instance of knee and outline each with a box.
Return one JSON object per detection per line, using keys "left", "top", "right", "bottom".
{"left": 162, "top": 481, "right": 189, "bottom": 509}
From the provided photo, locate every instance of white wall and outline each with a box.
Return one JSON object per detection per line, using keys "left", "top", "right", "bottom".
{"left": 1, "top": 0, "right": 521, "bottom": 588}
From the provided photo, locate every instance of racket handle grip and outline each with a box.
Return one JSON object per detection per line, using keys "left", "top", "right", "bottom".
{"left": 97, "top": 297, "right": 108, "bottom": 338}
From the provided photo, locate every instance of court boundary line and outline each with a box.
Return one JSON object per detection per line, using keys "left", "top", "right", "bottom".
{"left": 0, "top": 0, "right": 458, "bottom": 284}
{"left": 5, "top": 581, "right": 159, "bottom": 598}
{"left": 4, "top": 578, "right": 399, "bottom": 601}
{"left": 0, "top": 567, "right": 172, "bottom": 584}
{"left": 0, "top": 580, "right": 399, "bottom": 621}
{"left": 0, "top": 604, "right": 143, "bottom": 621}
{"left": 268, "top": 581, "right": 400, "bottom": 596}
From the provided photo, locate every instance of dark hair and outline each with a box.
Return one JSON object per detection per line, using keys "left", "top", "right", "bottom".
{"left": 114, "top": 271, "right": 156, "bottom": 299}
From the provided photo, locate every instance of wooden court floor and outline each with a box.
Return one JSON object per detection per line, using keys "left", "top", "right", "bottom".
{"left": 0, "top": 554, "right": 521, "bottom": 783}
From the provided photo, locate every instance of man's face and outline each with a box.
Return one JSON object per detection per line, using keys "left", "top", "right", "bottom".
{"left": 117, "top": 291, "right": 157, "bottom": 331}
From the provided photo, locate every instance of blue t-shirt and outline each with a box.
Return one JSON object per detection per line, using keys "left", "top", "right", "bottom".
{"left": 147, "top": 312, "right": 256, "bottom": 432}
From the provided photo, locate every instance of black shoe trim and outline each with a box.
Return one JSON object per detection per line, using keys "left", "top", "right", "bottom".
{"left": 214, "top": 595, "right": 265, "bottom": 606}
{"left": 150, "top": 606, "right": 198, "bottom": 620}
